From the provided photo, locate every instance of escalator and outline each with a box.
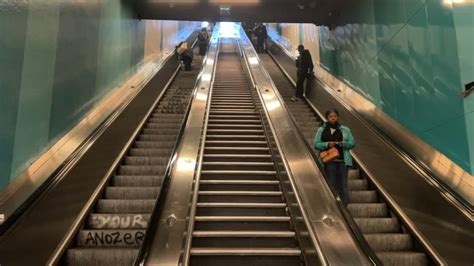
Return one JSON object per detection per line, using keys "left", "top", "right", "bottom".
{"left": 258, "top": 53, "right": 429, "bottom": 266}
{"left": 64, "top": 51, "right": 204, "bottom": 265}
{"left": 188, "top": 40, "right": 303, "bottom": 266}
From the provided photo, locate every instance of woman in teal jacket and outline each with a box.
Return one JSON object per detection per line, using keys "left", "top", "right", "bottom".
{"left": 314, "top": 109, "right": 355, "bottom": 205}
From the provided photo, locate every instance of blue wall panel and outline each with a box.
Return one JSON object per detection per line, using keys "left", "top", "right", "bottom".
{"left": 49, "top": 2, "right": 101, "bottom": 142}
{"left": 319, "top": 0, "right": 472, "bottom": 173}
{"left": 0, "top": 3, "right": 29, "bottom": 187}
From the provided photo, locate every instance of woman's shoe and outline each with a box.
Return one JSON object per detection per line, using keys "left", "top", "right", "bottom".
{"left": 291, "top": 96, "right": 301, "bottom": 102}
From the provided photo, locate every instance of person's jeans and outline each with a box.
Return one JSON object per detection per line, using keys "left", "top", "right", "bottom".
{"left": 324, "top": 161, "right": 349, "bottom": 205}
{"left": 295, "top": 72, "right": 309, "bottom": 97}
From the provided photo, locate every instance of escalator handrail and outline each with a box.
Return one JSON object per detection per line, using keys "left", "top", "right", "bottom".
{"left": 266, "top": 43, "right": 446, "bottom": 265}
{"left": 236, "top": 30, "right": 329, "bottom": 266}
{"left": 134, "top": 36, "right": 206, "bottom": 265}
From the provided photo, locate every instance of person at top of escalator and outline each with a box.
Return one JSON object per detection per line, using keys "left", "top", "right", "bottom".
{"left": 314, "top": 109, "right": 355, "bottom": 205}
{"left": 197, "top": 27, "right": 209, "bottom": 56}
{"left": 176, "top": 41, "right": 193, "bottom": 71}
{"left": 254, "top": 23, "right": 267, "bottom": 53}
{"left": 292, "top": 45, "right": 313, "bottom": 102}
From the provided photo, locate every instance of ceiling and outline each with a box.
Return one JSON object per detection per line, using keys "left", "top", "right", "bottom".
{"left": 134, "top": 0, "right": 347, "bottom": 26}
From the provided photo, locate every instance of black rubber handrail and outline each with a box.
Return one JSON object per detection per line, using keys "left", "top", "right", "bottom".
{"left": 134, "top": 36, "right": 204, "bottom": 266}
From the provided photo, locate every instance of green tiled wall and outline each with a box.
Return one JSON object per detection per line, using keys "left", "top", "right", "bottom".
{"left": 319, "top": 0, "right": 474, "bottom": 174}
{"left": 0, "top": 0, "right": 198, "bottom": 190}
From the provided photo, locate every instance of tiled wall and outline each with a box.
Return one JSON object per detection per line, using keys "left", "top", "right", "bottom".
{"left": 0, "top": 0, "right": 199, "bottom": 189}
{"left": 269, "top": 1, "right": 474, "bottom": 176}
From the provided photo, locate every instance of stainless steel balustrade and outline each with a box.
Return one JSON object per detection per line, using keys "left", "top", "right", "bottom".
{"left": 142, "top": 25, "right": 221, "bottom": 266}
{"left": 236, "top": 27, "right": 372, "bottom": 265}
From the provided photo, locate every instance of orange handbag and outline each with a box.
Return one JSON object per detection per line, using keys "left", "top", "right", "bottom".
{"left": 320, "top": 147, "right": 340, "bottom": 163}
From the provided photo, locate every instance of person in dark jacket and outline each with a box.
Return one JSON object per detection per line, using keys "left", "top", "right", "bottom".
{"left": 197, "top": 27, "right": 209, "bottom": 56}
{"left": 176, "top": 42, "right": 193, "bottom": 71}
{"left": 292, "top": 44, "right": 314, "bottom": 101}
{"left": 314, "top": 109, "right": 355, "bottom": 205}
{"left": 254, "top": 23, "right": 267, "bottom": 53}
{"left": 242, "top": 22, "right": 254, "bottom": 41}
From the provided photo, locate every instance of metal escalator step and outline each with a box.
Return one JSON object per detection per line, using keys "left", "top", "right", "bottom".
{"left": 190, "top": 247, "right": 301, "bottom": 256}
{"left": 196, "top": 202, "right": 287, "bottom": 216}
{"left": 105, "top": 187, "right": 159, "bottom": 199}
{"left": 145, "top": 123, "right": 181, "bottom": 129}
{"left": 348, "top": 179, "right": 369, "bottom": 190}
{"left": 113, "top": 175, "right": 161, "bottom": 187}
{"left": 204, "top": 147, "right": 269, "bottom": 155}
{"left": 207, "top": 129, "right": 263, "bottom": 134}
{"left": 201, "top": 170, "right": 276, "bottom": 178}
{"left": 207, "top": 124, "right": 262, "bottom": 129}
{"left": 192, "top": 231, "right": 297, "bottom": 248}
{"left": 96, "top": 199, "right": 155, "bottom": 213}
{"left": 77, "top": 229, "right": 145, "bottom": 247}
{"left": 354, "top": 218, "right": 400, "bottom": 233}
{"left": 123, "top": 156, "right": 169, "bottom": 165}
{"left": 364, "top": 234, "right": 413, "bottom": 251}
{"left": 137, "top": 134, "right": 177, "bottom": 142}
{"left": 202, "top": 161, "right": 274, "bottom": 171}
{"left": 203, "top": 154, "right": 272, "bottom": 162}
{"left": 349, "top": 190, "right": 378, "bottom": 203}
{"left": 151, "top": 113, "right": 183, "bottom": 118}
{"left": 348, "top": 169, "right": 360, "bottom": 179}
{"left": 128, "top": 148, "right": 172, "bottom": 157}
{"left": 133, "top": 141, "right": 175, "bottom": 149}
{"left": 347, "top": 203, "right": 388, "bottom": 217}
{"left": 199, "top": 180, "right": 280, "bottom": 191}
{"left": 141, "top": 128, "right": 180, "bottom": 135}
{"left": 193, "top": 231, "right": 295, "bottom": 237}
{"left": 198, "top": 191, "right": 283, "bottom": 203}
{"left": 205, "top": 140, "right": 267, "bottom": 147}
{"left": 66, "top": 248, "right": 138, "bottom": 266}
{"left": 197, "top": 202, "right": 286, "bottom": 208}
{"left": 206, "top": 135, "right": 265, "bottom": 140}
{"left": 87, "top": 213, "right": 150, "bottom": 229}
{"left": 209, "top": 119, "right": 258, "bottom": 124}
{"left": 376, "top": 251, "right": 428, "bottom": 266}
{"left": 117, "top": 165, "right": 166, "bottom": 175}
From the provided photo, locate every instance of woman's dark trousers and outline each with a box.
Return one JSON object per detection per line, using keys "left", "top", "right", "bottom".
{"left": 324, "top": 161, "right": 349, "bottom": 205}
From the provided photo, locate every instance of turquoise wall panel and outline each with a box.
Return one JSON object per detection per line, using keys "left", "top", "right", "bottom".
{"left": 96, "top": 0, "right": 136, "bottom": 100}
{"left": 453, "top": 3, "right": 474, "bottom": 112}
{"left": 318, "top": 0, "right": 472, "bottom": 173}
{"left": 0, "top": 0, "right": 200, "bottom": 190}
{"left": 11, "top": 1, "right": 61, "bottom": 180}
{"left": 49, "top": 1, "right": 101, "bottom": 142}
{"left": 0, "top": 3, "right": 29, "bottom": 187}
